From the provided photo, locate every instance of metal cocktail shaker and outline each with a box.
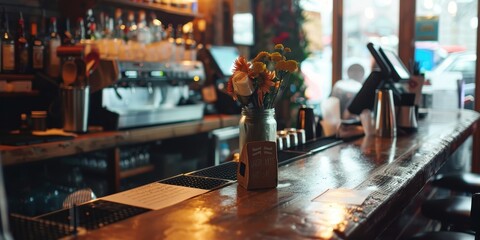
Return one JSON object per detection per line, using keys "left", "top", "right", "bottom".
{"left": 61, "top": 85, "right": 90, "bottom": 133}
{"left": 296, "top": 107, "right": 316, "bottom": 141}
{"left": 374, "top": 89, "right": 396, "bottom": 138}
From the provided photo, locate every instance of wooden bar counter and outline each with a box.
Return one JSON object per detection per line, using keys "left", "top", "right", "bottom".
{"left": 75, "top": 109, "right": 479, "bottom": 239}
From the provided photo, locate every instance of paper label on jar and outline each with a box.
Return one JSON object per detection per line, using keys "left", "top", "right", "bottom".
{"left": 2, "top": 44, "right": 15, "bottom": 70}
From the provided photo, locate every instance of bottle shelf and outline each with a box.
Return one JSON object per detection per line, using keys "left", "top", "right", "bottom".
{"left": 101, "top": 0, "right": 202, "bottom": 19}
{"left": 0, "top": 74, "right": 35, "bottom": 81}
{"left": 0, "top": 90, "right": 39, "bottom": 97}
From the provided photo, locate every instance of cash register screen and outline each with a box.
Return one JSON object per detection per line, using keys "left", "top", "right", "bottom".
{"left": 209, "top": 46, "right": 240, "bottom": 78}
{"left": 380, "top": 48, "right": 411, "bottom": 81}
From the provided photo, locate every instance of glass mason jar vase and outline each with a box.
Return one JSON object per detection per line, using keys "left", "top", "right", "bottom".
{"left": 239, "top": 108, "right": 277, "bottom": 155}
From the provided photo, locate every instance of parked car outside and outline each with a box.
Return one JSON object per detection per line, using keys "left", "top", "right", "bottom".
{"left": 423, "top": 51, "right": 476, "bottom": 110}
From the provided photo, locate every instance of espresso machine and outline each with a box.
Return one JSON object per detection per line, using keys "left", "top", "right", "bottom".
{"left": 89, "top": 59, "right": 206, "bottom": 130}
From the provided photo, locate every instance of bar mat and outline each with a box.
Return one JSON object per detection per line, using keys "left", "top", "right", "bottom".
{"left": 277, "top": 151, "right": 308, "bottom": 165}
{"left": 188, "top": 161, "right": 239, "bottom": 181}
{"left": 159, "top": 175, "right": 232, "bottom": 190}
{"left": 10, "top": 213, "right": 77, "bottom": 240}
{"left": 37, "top": 200, "right": 149, "bottom": 230}
{"left": 290, "top": 137, "right": 343, "bottom": 153}
{"left": 0, "top": 134, "right": 74, "bottom": 146}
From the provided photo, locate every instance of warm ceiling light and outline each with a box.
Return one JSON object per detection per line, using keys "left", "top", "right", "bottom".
{"left": 183, "top": 22, "right": 193, "bottom": 33}
{"left": 153, "top": 19, "right": 161, "bottom": 26}
{"left": 197, "top": 19, "right": 206, "bottom": 32}
{"left": 424, "top": 0, "right": 434, "bottom": 10}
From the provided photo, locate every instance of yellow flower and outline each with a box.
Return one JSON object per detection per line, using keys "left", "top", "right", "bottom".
{"left": 285, "top": 60, "right": 298, "bottom": 72}
{"left": 275, "top": 60, "right": 288, "bottom": 71}
{"left": 275, "top": 60, "right": 298, "bottom": 72}
{"left": 227, "top": 44, "right": 297, "bottom": 108}
{"left": 270, "top": 52, "right": 284, "bottom": 62}
{"left": 252, "top": 51, "right": 269, "bottom": 62}
{"left": 274, "top": 44, "right": 284, "bottom": 50}
{"left": 251, "top": 62, "right": 266, "bottom": 74}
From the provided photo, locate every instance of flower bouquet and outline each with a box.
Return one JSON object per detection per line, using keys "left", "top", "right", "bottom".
{"left": 226, "top": 44, "right": 298, "bottom": 109}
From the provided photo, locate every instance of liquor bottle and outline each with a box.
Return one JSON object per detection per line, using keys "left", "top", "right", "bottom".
{"left": 85, "top": 9, "right": 96, "bottom": 40}
{"left": 39, "top": 10, "right": 47, "bottom": 40}
{"left": 103, "top": 14, "right": 113, "bottom": 39}
{"left": 1, "top": 9, "right": 15, "bottom": 73}
{"left": 15, "top": 12, "right": 29, "bottom": 73}
{"left": 166, "top": 24, "right": 175, "bottom": 61}
{"left": 136, "top": 10, "right": 150, "bottom": 44}
{"left": 45, "top": 17, "right": 61, "bottom": 78}
{"left": 113, "top": 8, "right": 124, "bottom": 40}
{"left": 74, "top": 17, "right": 86, "bottom": 43}
{"left": 97, "top": 11, "right": 105, "bottom": 39}
{"left": 125, "top": 11, "right": 137, "bottom": 42}
{"left": 63, "top": 18, "right": 74, "bottom": 45}
{"left": 184, "top": 30, "right": 196, "bottom": 61}
{"left": 149, "top": 12, "right": 163, "bottom": 43}
{"left": 30, "top": 22, "right": 45, "bottom": 72}
{"left": 175, "top": 24, "right": 184, "bottom": 62}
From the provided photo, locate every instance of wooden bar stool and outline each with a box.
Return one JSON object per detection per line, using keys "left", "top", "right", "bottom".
{"left": 409, "top": 193, "right": 479, "bottom": 240}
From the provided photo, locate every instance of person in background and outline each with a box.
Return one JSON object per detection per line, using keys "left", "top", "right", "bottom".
{"left": 330, "top": 62, "right": 366, "bottom": 119}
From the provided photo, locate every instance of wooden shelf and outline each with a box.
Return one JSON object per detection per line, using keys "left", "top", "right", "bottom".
{"left": 120, "top": 164, "right": 155, "bottom": 178}
{"left": 101, "top": 0, "right": 202, "bottom": 18}
{"left": 0, "top": 74, "right": 35, "bottom": 81}
{"left": 0, "top": 90, "right": 39, "bottom": 97}
{"left": 0, "top": 114, "right": 241, "bottom": 166}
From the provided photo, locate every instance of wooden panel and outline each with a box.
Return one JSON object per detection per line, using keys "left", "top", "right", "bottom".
{"left": 398, "top": 0, "right": 416, "bottom": 67}
{"left": 332, "top": 0, "right": 343, "bottom": 86}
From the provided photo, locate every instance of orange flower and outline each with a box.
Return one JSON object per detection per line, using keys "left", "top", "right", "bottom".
{"left": 232, "top": 56, "right": 251, "bottom": 73}
{"left": 226, "top": 45, "right": 298, "bottom": 108}
{"left": 256, "top": 71, "right": 275, "bottom": 107}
